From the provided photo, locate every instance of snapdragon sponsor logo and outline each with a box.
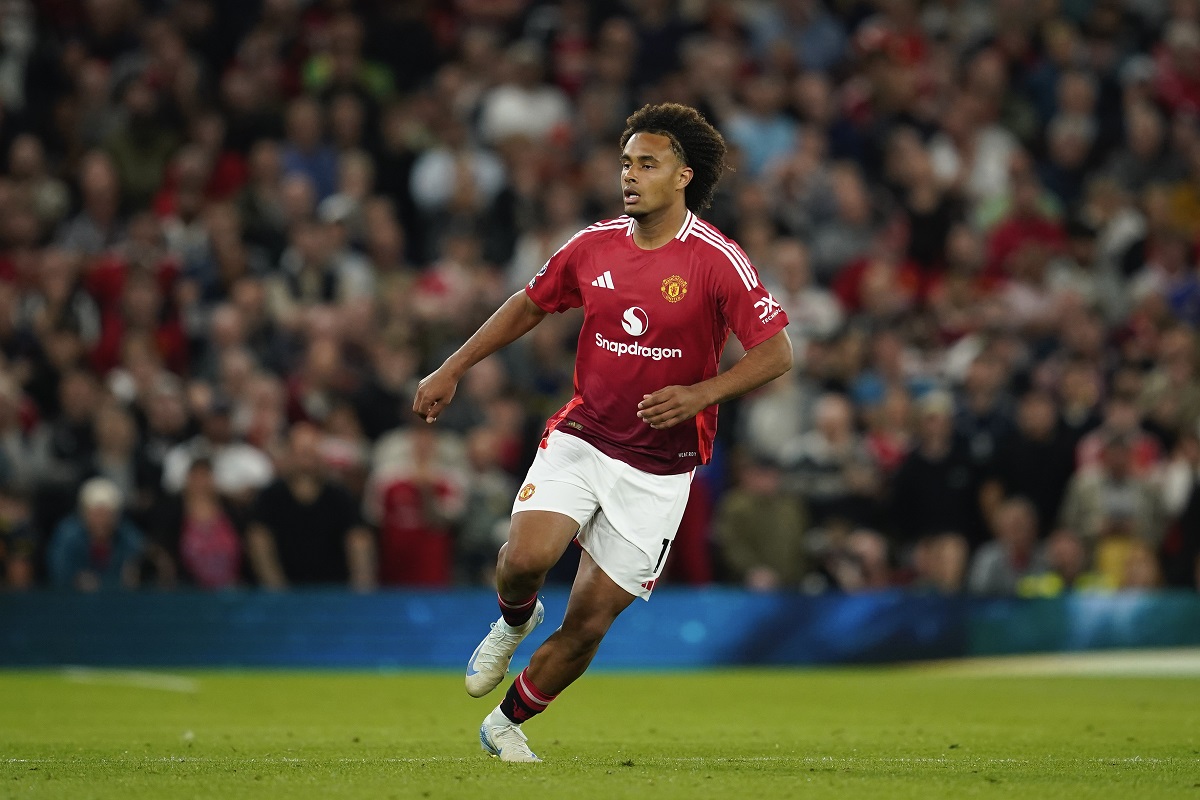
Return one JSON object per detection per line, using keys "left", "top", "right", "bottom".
{"left": 594, "top": 332, "right": 683, "bottom": 360}
{"left": 621, "top": 306, "right": 649, "bottom": 336}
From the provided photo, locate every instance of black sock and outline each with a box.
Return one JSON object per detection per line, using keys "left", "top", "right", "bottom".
{"left": 499, "top": 668, "right": 555, "bottom": 723}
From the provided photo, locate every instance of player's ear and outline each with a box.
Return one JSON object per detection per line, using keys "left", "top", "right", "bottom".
{"left": 677, "top": 166, "right": 693, "bottom": 191}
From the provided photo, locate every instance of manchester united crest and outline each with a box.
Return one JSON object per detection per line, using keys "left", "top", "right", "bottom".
{"left": 518, "top": 483, "right": 536, "bottom": 501}
{"left": 661, "top": 275, "right": 688, "bottom": 303}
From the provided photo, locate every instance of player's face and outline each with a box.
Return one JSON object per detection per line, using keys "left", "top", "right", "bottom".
{"left": 620, "top": 132, "right": 692, "bottom": 219}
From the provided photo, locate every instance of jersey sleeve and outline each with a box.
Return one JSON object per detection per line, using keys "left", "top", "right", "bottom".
{"left": 711, "top": 244, "right": 789, "bottom": 350}
{"left": 524, "top": 231, "right": 585, "bottom": 314}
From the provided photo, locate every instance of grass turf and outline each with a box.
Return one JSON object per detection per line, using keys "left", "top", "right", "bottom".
{"left": 1, "top": 667, "right": 1197, "bottom": 799}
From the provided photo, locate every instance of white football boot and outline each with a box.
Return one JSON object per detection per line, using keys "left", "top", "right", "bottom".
{"left": 479, "top": 714, "right": 541, "bottom": 763}
{"left": 465, "top": 600, "right": 545, "bottom": 697}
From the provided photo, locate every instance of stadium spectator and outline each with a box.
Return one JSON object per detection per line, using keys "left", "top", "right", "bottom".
{"left": 478, "top": 41, "right": 570, "bottom": 145}
{"left": 1139, "top": 326, "right": 1200, "bottom": 436}
{"left": 890, "top": 390, "right": 976, "bottom": 590}
{"left": 714, "top": 455, "right": 808, "bottom": 591}
{"left": 56, "top": 151, "right": 124, "bottom": 256}
{"left": 268, "top": 218, "right": 373, "bottom": 327}
{"left": 153, "top": 457, "right": 243, "bottom": 589}
{"left": 1016, "top": 528, "right": 1096, "bottom": 596}
{"left": 809, "top": 164, "right": 877, "bottom": 282}
{"left": 783, "top": 392, "right": 880, "bottom": 528}
{"left": 1167, "top": 468, "right": 1200, "bottom": 590}
{"left": 87, "top": 400, "right": 154, "bottom": 527}
{"left": 458, "top": 426, "right": 519, "bottom": 585}
{"left": 364, "top": 425, "right": 467, "bottom": 587}
{"left": 29, "top": 369, "right": 100, "bottom": 532}
{"left": 748, "top": 0, "right": 847, "bottom": 73}
{"left": 353, "top": 334, "right": 419, "bottom": 442}
{"left": 0, "top": 375, "right": 33, "bottom": 496}
{"left": 161, "top": 392, "right": 273, "bottom": 504}
{"left": 863, "top": 387, "right": 914, "bottom": 475}
{"left": 1104, "top": 103, "right": 1181, "bottom": 192}
{"left": 982, "top": 389, "right": 1077, "bottom": 538}
{"left": 0, "top": 0, "right": 1194, "bottom": 600}
{"left": 967, "top": 497, "right": 1045, "bottom": 596}
{"left": 1058, "top": 359, "right": 1104, "bottom": 448}
{"left": 954, "top": 351, "right": 1016, "bottom": 466}
{"left": 409, "top": 116, "right": 506, "bottom": 259}
{"left": 104, "top": 74, "right": 180, "bottom": 212}
{"left": 1059, "top": 429, "right": 1166, "bottom": 551}
{"left": 1075, "top": 395, "right": 1162, "bottom": 476}
{"left": 760, "top": 238, "right": 843, "bottom": 355}
{"left": 279, "top": 96, "right": 338, "bottom": 203}
{"left": 246, "top": 423, "right": 375, "bottom": 590}
{"left": 0, "top": 488, "right": 35, "bottom": 591}
{"left": 8, "top": 134, "right": 70, "bottom": 230}
{"left": 723, "top": 73, "right": 799, "bottom": 178}
{"left": 1121, "top": 539, "right": 1165, "bottom": 589}
{"left": 47, "top": 477, "right": 145, "bottom": 591}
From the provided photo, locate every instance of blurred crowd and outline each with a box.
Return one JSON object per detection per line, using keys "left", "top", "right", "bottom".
{"left": 0, "top": 0, "right": 1199, "bottom": 596}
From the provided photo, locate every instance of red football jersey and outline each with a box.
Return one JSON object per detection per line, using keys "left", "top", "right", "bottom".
{"left": 525, "top": 211, "right": 790, "bottom": 474}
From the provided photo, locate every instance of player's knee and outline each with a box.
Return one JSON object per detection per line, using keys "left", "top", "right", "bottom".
{"left": 499, "top": 545, "right": 551, "bottom": 586}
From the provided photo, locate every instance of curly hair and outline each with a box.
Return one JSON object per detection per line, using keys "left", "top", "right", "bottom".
{"left": 620, "top": 103, "right": 728, "bottom": 213}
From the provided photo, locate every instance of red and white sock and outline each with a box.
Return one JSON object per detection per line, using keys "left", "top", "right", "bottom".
{"left": 497, "top": 593, "right": 537, "bottom": 628}
{"left": 498, "top": 668, "right": 556, "bottom": 724}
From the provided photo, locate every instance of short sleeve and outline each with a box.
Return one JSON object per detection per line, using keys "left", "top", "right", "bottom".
{"left": 711, "top": 243, "right": 789, "bottom": 350}
{"left": 524, "top": 231, "right": 585, "bottom": 314}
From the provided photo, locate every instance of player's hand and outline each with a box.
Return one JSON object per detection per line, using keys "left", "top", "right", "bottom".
{"left": 637, "top": 385, "right": 710, "bottom": 430}
{"left": 412, "top": 367, "right": 459, "bottom": 424}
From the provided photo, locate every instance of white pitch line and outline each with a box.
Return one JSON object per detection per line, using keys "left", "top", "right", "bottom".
{"left": 60, "top": 667, "right": 199, "bottom": 693}
{"left": 919, "top": 648, "right": 1200, "bottom": 678}
{"left": 5, "top": 756, "right": 1193, "bottom": 766}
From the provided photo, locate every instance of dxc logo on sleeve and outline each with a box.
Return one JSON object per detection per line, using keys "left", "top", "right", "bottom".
{"left": 754, "top": 292, "right": 782, "bottom": 323}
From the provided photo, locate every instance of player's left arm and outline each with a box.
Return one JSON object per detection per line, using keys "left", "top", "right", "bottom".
{"left": 637, "top": 330, "right": 793, "bottom": 430}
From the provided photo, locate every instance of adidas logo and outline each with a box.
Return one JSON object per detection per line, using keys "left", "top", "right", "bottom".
{"left": 590, "top": 271, "right": 615, "bottom": 290}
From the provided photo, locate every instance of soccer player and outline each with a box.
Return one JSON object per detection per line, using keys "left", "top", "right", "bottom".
{"left": 412, "top": 103, "right": 793, "bottom": 762}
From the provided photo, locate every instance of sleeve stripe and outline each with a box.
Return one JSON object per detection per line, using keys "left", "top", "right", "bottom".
{"left": 584, "top": 218, "right": 633, "bottom": 233}
{"left": 544, "top": 218, "right": 630, "bottom": 262}
{"left": 694, "top": 220, "right": 760, "bottom": 287}
{"left": 691, "top": 225, "right": 758, "bottom": 291}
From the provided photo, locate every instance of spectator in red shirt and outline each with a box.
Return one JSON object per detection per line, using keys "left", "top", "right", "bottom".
{"left": 91, "top": 271, "right": 187, "bottom": 376}
{"left": 1154, "top": 21, "right": 1200, "bottom": 115}
{"left": 1076, "top": 395, "right": 1163, "bottom": 477}
{"left": 986, "top": 173, "right": 1067, "bottom": 277}
{"left": 365, "top": 425, "right": 467, "bottom": 587}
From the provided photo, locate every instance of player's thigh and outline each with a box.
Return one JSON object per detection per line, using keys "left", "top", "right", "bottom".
{"left": 504, "top": 431, "right": 604, "bottom": 575}
{"left": 559, "top": 547, "right": 638, "bottom": 644}
{"left": 503, "top": 510, "right": 581, "bottom": 576}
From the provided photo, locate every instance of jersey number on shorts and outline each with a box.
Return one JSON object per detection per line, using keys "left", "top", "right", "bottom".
{"left": 654, "top": 538, "right": 671, "bottom": 574}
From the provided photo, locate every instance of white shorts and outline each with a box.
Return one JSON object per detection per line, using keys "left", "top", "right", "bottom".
{"left": 511, "top": 430, "right": 693, "bottom": 600}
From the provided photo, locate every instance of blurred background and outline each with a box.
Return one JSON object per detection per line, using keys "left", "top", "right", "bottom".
{"left": 1, "top": 0, "right": 1199, "bottom": 622}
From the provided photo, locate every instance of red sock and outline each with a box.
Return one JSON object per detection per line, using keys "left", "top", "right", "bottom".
{"left": 498, "top": 593, "right": 537, "bottom": 627}
{"left": 499, "top": 668, "right": 556, "bottom": 723}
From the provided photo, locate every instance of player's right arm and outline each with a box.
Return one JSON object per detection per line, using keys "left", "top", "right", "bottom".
{"left": 414, "top": 229, "right": 587, "bottom": 424}
{"left": 412, "top": 291, "right": 548, "bottom": 423}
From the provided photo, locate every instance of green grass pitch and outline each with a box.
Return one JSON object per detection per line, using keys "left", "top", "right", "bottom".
{"left": 1, "top": 666, "right": 1198, "bottom": 799}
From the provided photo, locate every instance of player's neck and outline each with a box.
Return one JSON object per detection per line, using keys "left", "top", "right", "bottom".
{"left": 630, "top": 203, "right": 688, "bottom": 251}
